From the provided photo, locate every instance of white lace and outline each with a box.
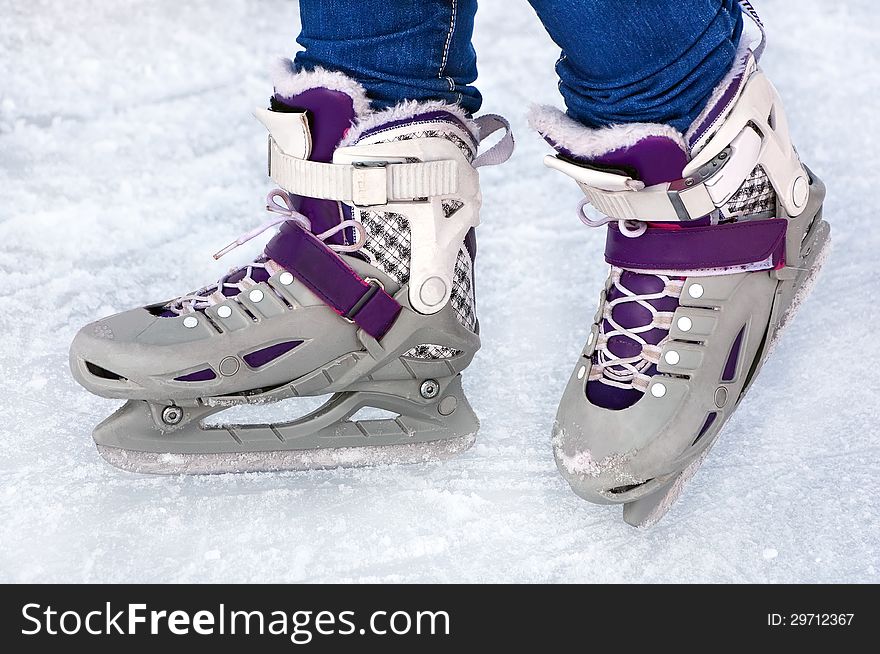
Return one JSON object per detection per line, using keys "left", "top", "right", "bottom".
{"left": 589, "top": 267, "right": 684, "bottom": 392}
{"left": 166, "top": 189, "right": 366, "bottom": 315}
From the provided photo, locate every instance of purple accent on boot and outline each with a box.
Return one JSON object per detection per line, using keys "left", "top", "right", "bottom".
{"left": 356, "top": 110, "right": 477, "bottom": 148}
{"left": 605, "top": 219, "right": 787, "bottom": 271}
{"left": 688, "top": 65, "right": 748, "bottom": 149}
{"left": 274, "top": 87, "right": 355, "bottom": 162}
{"left": 242, "top": 340, "right": 302, "bottom": 369}
{"left": 586, "top": 382, "right": 645, "bottom": 412}
{"left": 694, "top": 412, "right": 718, "bottom": 445}
{"left": 274, "top": 87, "right": 357, "bottom": 243}
{"left": 464, "top": 227, "right": 477, "bottom": 262}
{"left": 591, "top": 136, "right": 688, "bottom": 187}
{"left": 174, "top": 368, "right": 216, "bottom": 382}
{"left": 266, "top": 222, "right": 401, "bottom": 340}
{"left": 722, "top": 326, "right": 746, "bottom": 382}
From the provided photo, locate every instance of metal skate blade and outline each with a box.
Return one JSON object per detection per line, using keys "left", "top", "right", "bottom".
{"left": 91, "top": 375, "right": 479, "bottom": 475}
{"left": 96, "top": 432, "right": 476, "bottom": 475}
{"left": 622, "top": 449, "right": 710, "bottom": 528}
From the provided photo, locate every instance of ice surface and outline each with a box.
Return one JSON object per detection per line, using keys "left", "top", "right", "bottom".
{"left": 0, "top": 0, "right": 877, "bottom": 582}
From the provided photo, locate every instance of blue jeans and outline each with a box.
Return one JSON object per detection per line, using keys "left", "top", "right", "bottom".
{"left": 294, "top": 0, "right": 743, "bottom": 132}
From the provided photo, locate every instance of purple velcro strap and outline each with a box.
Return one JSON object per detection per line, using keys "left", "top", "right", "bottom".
{"left": 265, "top": 222, "right": 401, "bottom": 340}
{"left": 605, "top": 219, "right": 787, "bottom": 271}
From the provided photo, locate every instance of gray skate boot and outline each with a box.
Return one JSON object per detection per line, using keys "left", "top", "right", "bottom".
{"left": 70, "top": 63, "right": 513, "bottom": 474}
{"left": 532, "top": 33, "right": 829, "bottom": 525}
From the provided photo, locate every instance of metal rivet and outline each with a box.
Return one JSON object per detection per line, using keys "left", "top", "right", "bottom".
{"left": 183, "top": 316, "right": 198, "bottom": 329}
{"left": 685, "top": 178, "right": 695, "bottom": 187}
{"left": 161, "top": 405, "right": 183, "bottom": 425}
{"left": 688, "top": 283, "right": 704, "bottom": 299}
{"left": 677, "top": 316, "right": 693, "bottom": 332}
{"left": 650, "top": 383, "right": 667, "bottom": 398}
{"left": 219, "top": 356, "right": 240, "bottom": 377}
{"left": 419, "top": 277, "right": 447, "bottom": 307}
{"left": 438, "top": 396, "right": 457, "bottom": 416}
{"left": 577, "top": 365, "right": 587, "bottom": 380}
{"left": 249, "top": 289, "right": 264, "bottom": 303}
{"left": 217, "top": 305, "right": 232, "bottom": 318}
{"left": 718, "top": 151, "right": 728, "bottom": 160}
{"left": 279, "top": 272, "right": 294, "bottom": 286}
{"left": 419, "top": 379, "right": 440, "bottom": 399}
{"left": 792, "top": 175, "right": 809, "bottom": 208}
{"left": 664, "top": 350, "right": 680, "bottom": 365}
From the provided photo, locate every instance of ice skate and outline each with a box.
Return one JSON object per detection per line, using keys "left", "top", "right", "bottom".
{"left": 533, "top": 36, "right": 829, "bottom": 526}
{"left": 69, "top": 64, "right": 513, "bottom": 474}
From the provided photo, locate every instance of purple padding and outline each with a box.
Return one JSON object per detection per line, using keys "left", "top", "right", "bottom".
{"left": 694, "top": 412, "right": 718, "bottom": 445}
{"left": 274, "top": 87, "right": 357, "bottom": 244}
{"left": 266, "top": 223, "right": 401, "bottom": 340}
{"left": 586, "top": 381, "right": 644, "bottom": 412}
{"left": 722, "top": 326, "right": 746, "bottom": 382}
{"left": 688, "top": 65, "right": 747, "bottom": 149}
{"left": 605, "top": 219, "right": 787, "bottom": 271}
{"left": 243, "top": 340, "right": 302, "bottom": 368}
{"left": 174, "top": 368, "right": 216, "bottom": 382}
{"left": 550, "top": 135, "right": 688, "bottom": 187}
{"left": 591, "top": 136, "right": 688, "bottom": 187}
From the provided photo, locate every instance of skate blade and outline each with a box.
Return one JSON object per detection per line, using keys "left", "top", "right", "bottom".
{"left": 96, "top": 432, "right": 476, "bottom": 475}
{"left": 622, "top": 449, "right": 710, "bottom": 528}
{"left": 92, "top": 375, "right": 479, "bottom": 475}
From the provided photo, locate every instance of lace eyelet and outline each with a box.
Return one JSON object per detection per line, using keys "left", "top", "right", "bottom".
{"left": 619, "top": 220, "right": 647, "bottom": 238}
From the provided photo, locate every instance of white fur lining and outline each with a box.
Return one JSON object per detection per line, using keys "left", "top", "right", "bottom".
{"left": 272, "top": 58, "right": 372, "bottom": 119}
{"left": 341, "top": 99, "right": 479, "bottom": 146}
{"left": 684, "top": 39, "right": 755, "bottom": 147}
{"left": 527, "top": 105, "right": 687, "bottom": 158}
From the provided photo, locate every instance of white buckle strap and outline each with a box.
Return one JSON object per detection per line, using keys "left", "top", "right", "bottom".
{"left": 267, "top": 137, "right": 460, "bottom": 207}
{"left": 544, "top": 144, "right": 735, "bottom": 225}
{"left": 548, "top": 65, "right": 809, "bottom": 227}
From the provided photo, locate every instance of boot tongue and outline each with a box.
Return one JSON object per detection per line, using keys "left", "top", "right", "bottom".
{"left": 589, "top": 135, "right": 688, "bottom": 186}
{"left": 271, "top": 86, "right": 359, "bottom": 241}
{"left": 273, "top": 87, "right": 356, "bottom": 163}
{"left": 161, "top": 77, "right": 368, "bottom": 316}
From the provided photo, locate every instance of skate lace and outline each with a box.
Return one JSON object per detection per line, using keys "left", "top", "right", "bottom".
{"left": 575, "top": 203, "right": 684, "bottom": 392}
{"left": 166, "top": 189, "right": 366, "bottom": 315}
{"left": 590, "top": 268, "right": 684, "bottom": 392}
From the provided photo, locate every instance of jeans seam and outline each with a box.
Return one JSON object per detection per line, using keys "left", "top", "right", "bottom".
{"left": 439, "top": 0, "right": 458, "bottom": 93}
{"left": 555, "top": 53, "right": 566, "bottom": 95}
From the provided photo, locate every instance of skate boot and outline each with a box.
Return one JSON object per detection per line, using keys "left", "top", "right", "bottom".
{"left": 69, "top": 63, "right": 513, "bottom": 474}
{"left": 532, "top": 35, "right": 829, "bottom": 526}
